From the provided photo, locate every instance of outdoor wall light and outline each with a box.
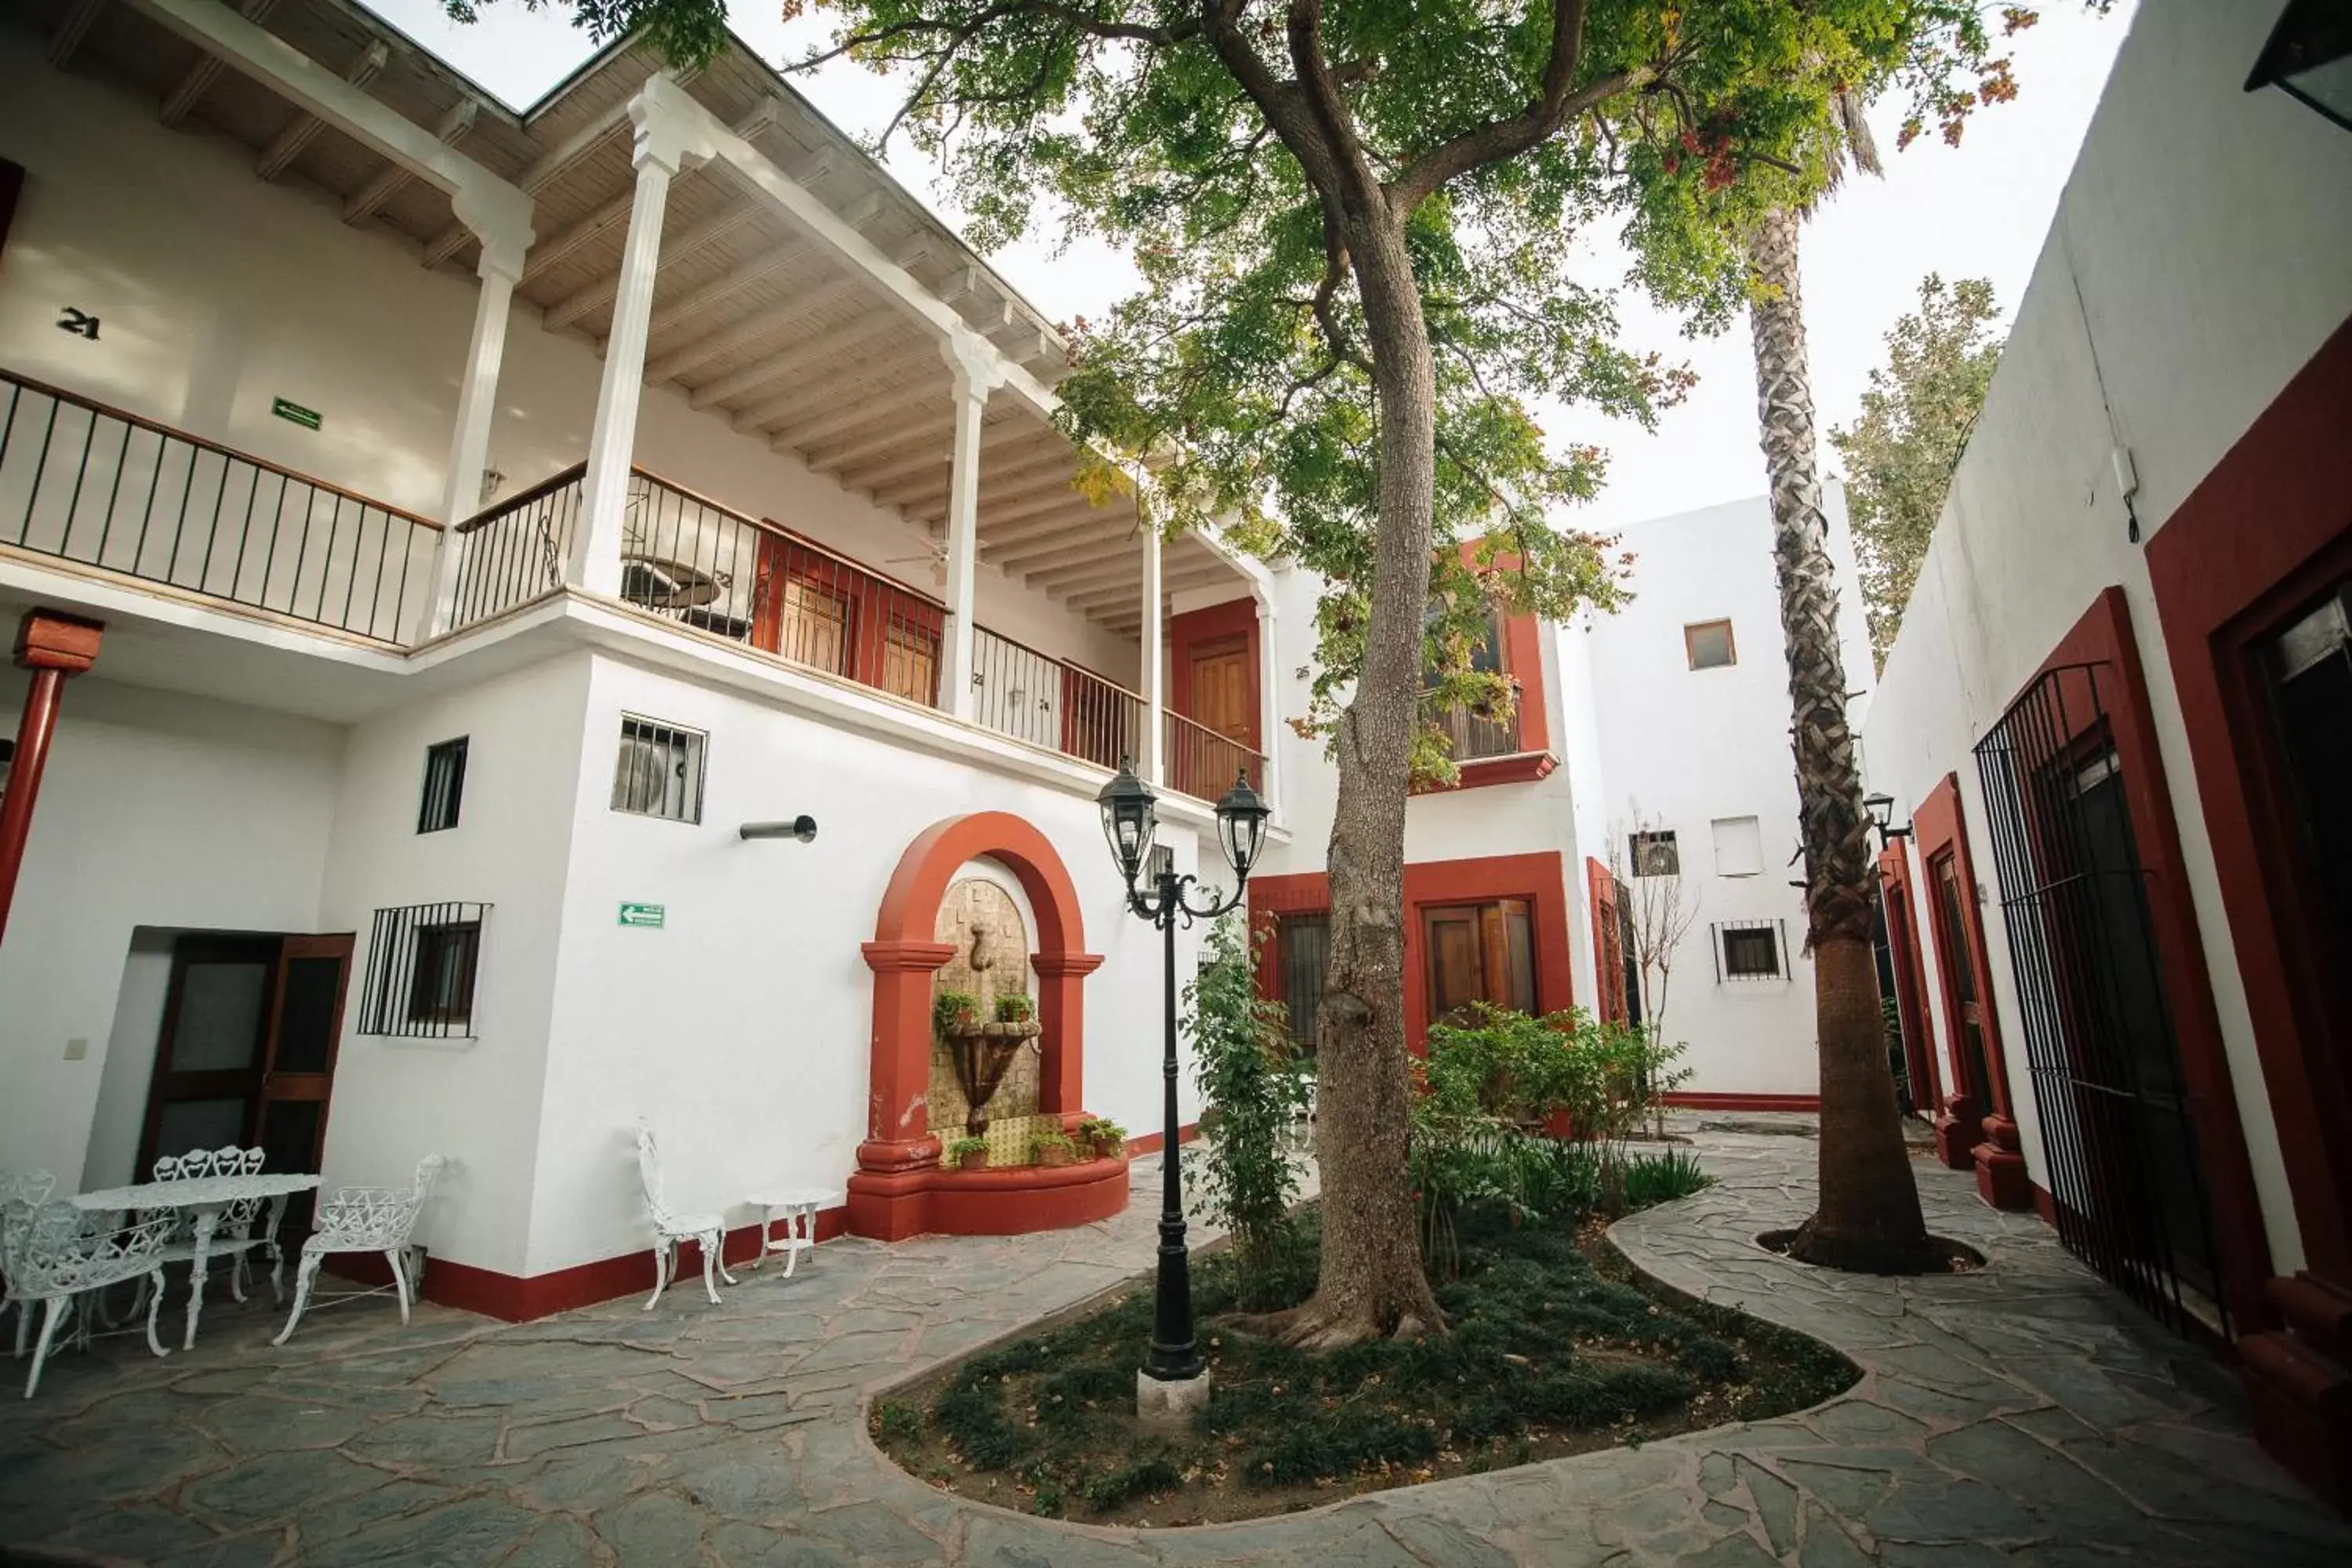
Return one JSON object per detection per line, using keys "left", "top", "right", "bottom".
{"left": 1093, "top": 758, "right": 1273, "bottom": 1405}
{"left": 1864, "top": 793, "right": 1912, "bottom": 850}
{"left": 2248, "top": 0, "right": 2352, "bottom": 132}
{"left": 738, "top": 815, "right": 818, "bottom": 843}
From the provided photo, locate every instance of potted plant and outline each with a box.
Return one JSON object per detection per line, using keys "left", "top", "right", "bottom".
{"left": 1031, "top": 1131, "right": 1076, "bottom": 1168}
{"left": 944, "top": 1135, "right": 989, "bottom": 1171}
{"left": 932, "top": 988, "right": 983, "bottom": 1038}
{"left": 993, "top": 992, "right": 1033, "bottom": 1025}
{"left": 1076, "top": 1117, "right": 1128, "bottom": 1159}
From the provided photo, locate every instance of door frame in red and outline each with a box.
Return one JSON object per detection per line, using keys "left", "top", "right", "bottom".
{"left": 1913, "top": 773, "right": 2030, "bottom": 1209}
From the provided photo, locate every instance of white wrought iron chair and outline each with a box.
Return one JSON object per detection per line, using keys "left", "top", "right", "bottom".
{"left": 2, "top": 1171, "right": 60, "bottom": 1358}
{"left": 636, "top": 1123, "right": 734, "bottom": 1310}
{"left": 273, "top": 1156, "right": 445, "bottom": 1345}
{"left": 147, "top": 1145, "right": 281, "bottom": 1305}
{"left": 5, "top": 1204, "right": 175, "bottom": 1398}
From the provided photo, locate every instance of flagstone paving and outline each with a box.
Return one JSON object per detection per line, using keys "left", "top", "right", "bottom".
{"left": 5, "top": 1130, "right": 2347, "bottom": 1566}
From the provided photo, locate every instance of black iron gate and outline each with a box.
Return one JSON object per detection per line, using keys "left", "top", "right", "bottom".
{"left": 1973, "top": 662, "right": 2230, "bottom": 1341}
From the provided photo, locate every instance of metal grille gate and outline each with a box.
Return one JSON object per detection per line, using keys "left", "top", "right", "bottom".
{"left": 1973, "top": 662, "right": 2230, "bottom": 1341}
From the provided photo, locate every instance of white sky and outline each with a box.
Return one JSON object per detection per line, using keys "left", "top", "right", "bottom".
{"left": 367, "top": 1, "right": 2136, "bottom": 531}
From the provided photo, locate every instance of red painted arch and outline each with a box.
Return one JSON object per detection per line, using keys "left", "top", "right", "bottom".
{"left": 853, "top": 811, "right": 1107, "bottom": 1239}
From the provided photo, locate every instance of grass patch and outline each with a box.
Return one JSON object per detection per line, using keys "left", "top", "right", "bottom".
{"left": 869, "top": 1201, "right": 1855, "bottom": 1526}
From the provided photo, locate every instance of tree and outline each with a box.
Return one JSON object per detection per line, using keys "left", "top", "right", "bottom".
{"left": 1609, "top": 811, "right": 1698, "bottom": 1034}
{"left": 1829, "top": 275, "right": 2003, "bottom": 667}
{"left": 465, "top": 0, "right": 2027, "bottom": 1341}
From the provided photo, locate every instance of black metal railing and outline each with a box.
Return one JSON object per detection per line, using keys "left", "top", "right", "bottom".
{"left": 447, "top": 462, "right": 583, "bottom": 630}
{"left": 1166, "top": 709, "right": 1267, "bottom": 802}
{"left": 1974, "top": 661, "right": 2230, "bottom": 1341}
{"left": 358, "top": 902, "right": 492, "bottom": 1040}
{"left": 0, "top": 369, "right": 436, "bottom": 642}
{"left": 1429, "top": 685, "right": 1524, "bottom": 764}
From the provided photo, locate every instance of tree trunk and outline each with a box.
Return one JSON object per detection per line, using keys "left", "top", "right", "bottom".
{"left": 1277, "top": 208, "right": 1448, "bottom": 1348}
{"left": 1746, "top": 206, "right": 1935, "bottom": 1271}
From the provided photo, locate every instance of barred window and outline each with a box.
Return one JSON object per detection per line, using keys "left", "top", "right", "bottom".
{"left": 1715, "top": 920, "right": 1786, "bottom": 982}
{"left": 612, "top": 716, "right": 706, "bottom": 824}
{"left": 1629, "top": 830, "right": 1680, "bottom": 877}
{"left": 359, "top": 902, "right": 491, "bottom": 1039}
{"left": 417, "top": 738, "right": 467, "bottom": 833}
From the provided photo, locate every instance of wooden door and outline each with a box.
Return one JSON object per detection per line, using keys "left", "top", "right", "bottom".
{"left": 881, "top": 622, "right": 939, "bottom": 705}
{"left": 1422, "top": 899, "right": 1536, "bottom": 1026}
{"left": 1181, "top": 636, "right": 1252, "bottom": 797}
{"left": 140, "top": 936, "right": 281, "bottom": 1172}
{"left": 1929, "top": 851, "right": 1996, "bottom": 1112}
{"left": 256, "top": 936, "right": 354, "bottom": 1202}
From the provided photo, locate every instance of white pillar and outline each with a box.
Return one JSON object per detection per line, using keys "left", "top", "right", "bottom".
{"left": 1139, "top": 523, "right": 1164, "bottom": 784}
{"left": 419, "top": 228, "right": 528, "bottom": 641}
{"left": 572, "top": 81, "right": 708, "bottom": 597}
{"left": 1255, "top": 589, "right": 1279, "bottom": 815}
{"left": 938, "top": 332, "right": 1004, "bottom": 720}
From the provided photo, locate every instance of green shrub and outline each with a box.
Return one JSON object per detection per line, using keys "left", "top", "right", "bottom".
{"left": 943, "top": 1135, "right": 989, "bottom": 1162}
{"left": 1185, "top": 913, "right": 1312, "bottom": 1308}
{"left": 873, "top": 1399, "right": 923, "bottom": 1446}
{"left": 1242, "top": 1410, "right": 1440, "bottom": 1485}
{"left": 1081, "top": 1457, "right": 1182, "bottom": 1512}
{"left": 932, "top": 988, "right": 982, "bottom": 1036}
{"left": 1621, "top": 1149, "right": 1712, "bottom": 1211}
{"left": 994, "top": 991, "right": 1034, "bottom": 1023}
{"left": 934, "top": 1381, "right": 1027, "bottom": 1468}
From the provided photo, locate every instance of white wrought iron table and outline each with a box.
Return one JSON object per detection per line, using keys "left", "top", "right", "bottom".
{"left": 72, "top": 1173, "right": 322, "bottom": 1350}
{"left": 745, "top": 1186, "right": 838, "bottom": 1276}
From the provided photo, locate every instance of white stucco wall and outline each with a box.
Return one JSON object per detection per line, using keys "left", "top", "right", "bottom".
{"left": 0, "top": 676, "right": 344, "bottom": 1181}
{"left": 0, "top": 31, "right": 1135, "bottom": 682}
{"left": 1858, "top": 0, "right": 2352, "bottom": 1271}
{"left": 1584, "top": 487, "right": 1872, "bottom": 1098}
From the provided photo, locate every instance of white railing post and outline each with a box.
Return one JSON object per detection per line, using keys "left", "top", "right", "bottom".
{"left": 938, "top": 331, "right": 1005, "bottom": 720}
{"left": 572, "top": 78, "right": 710, "bottom": 599}
{"left": 1256, "top": 589, "right": 1279, "bottom": 815}
{"left": 1140, "top": 522, "right": 1164, "bottom": 785}
{"left": 419, "top": 220, "right": 530, "bottom": 641}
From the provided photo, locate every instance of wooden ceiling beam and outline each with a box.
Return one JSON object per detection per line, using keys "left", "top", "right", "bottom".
{"left": 735, "top": 339, "right": 938, "bottom": 432}
{"left": 49, "top": 0, "right": 106, "bottom": 68}
{"left": 158, "top": 0, "right": 277, "bottom": 129}
{"left": 765, "top": 377, "right": 944, "bottom": 448}
{"left": 256, "top": 42, "right": 389, "bottom": 181}
{"left": 645, "top": 274, "right": 858, "bottom": 382}
{"left": 813, "top": 412, "right": 956, "bottom": 477}
{"left": 681, "top": 311, "right": 901, "bottom": 406}
{"left": 546, "top": 197, "right": 762, "bottom": 331}
{"left": 344, "top": 98, "right": 477, "bottom": 225}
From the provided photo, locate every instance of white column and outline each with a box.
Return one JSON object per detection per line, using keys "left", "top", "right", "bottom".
{"left": 938, "top": 332, "right": 1004, "bottom": 720}
{"left": 419, "top": 229, "right": 528, "bottom": 641}
{"left": 1255, "top": 590, "right": 1280, "bottom": 815}
{"left": 1139, "top": 523, "right": 1164, "bottom": 784}
{"left": 571, "top": 82, "right": 708, "bottom": 597}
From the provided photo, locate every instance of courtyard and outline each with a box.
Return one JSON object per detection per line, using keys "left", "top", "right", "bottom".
{"left": 4, "top": 1124, "right": 2345, "bottom": 1567}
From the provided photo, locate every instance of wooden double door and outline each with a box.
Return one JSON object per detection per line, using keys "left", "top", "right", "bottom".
{"left": 138, "top": 934, "right": 353, "bottom": 1205}
{"left": 1423, "top": 899, "right": 1536, "bottom": 1025}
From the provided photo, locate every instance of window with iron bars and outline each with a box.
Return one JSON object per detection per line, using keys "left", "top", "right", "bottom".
{"left": 1712, "top": 918, "right": 1786, "bottom": 982}
{"left": 1629, "top": 830, "right": 1681, "bottom": 877}
{"left": 358, "top": 902, "right": 491, "bottom": 1039}
{"left": 611, "top": 716, "right": 706, "bottom": 824}
{"left": 417, "top": 737, "right": 467, "bottom": 833}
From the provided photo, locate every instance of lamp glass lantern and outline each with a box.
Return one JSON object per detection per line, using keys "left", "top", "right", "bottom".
{"left": 2247, "top": 0, "right": 2352, "bottom": 131}
{"left": 1096, "top": 760, "right": 1159, "bottom": 887}
{"left": 1213, "top": 772, "right": 1271, "bottom": 882}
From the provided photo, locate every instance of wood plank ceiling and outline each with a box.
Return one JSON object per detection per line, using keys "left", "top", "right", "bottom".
{"left": 24, "top": 0, "right": 1246, "bottom": 640}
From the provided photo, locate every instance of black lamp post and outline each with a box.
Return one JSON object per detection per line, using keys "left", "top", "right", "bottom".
{"left": 1863, "top": 793, "right": 1912, "bottom": 852}
{"left": 1096, "top": 758, "right": 1270, "bottom": 1385}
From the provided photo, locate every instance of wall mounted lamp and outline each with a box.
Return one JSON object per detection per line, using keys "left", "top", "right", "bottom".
{"left": 1864, "top": 793, "right": 1913, "bottom": 851}
{"left": 739, "top": 815, "right": 818, "bottom": 843}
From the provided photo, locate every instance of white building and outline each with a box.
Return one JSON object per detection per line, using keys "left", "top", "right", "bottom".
{"left": 1854, "top": 0, "right": 2352, "bottom": 1507}
{"left": 1573, "top": 487, "right": 1875, "bottom": 1109}
{"left": 0, "top": 0, "right": 1826, "bottom": 1319}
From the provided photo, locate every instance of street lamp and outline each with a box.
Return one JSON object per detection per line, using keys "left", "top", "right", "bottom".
{"left": 1863, "top": 793, "right": 1912, "bottom": 851}
{"left": 1095, "top": 758, "right": 1270, "bottom": 1405}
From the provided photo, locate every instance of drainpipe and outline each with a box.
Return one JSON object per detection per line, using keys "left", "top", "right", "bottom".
{"left": 0, "top": 609, "right": 103, "bottom": 948}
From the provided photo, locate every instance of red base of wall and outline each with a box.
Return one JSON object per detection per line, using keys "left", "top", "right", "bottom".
{"left": 1974, "top": 1145, "right": 2033, "bottom": 1212}
{"left": 846, "top": 1156, "right": 1131, "bottom": 1243}
{"left": 2241, "top": 1272, "right": 2352, "bottom": 1512}
{"left": 1123, "top": 1122, "right": 1201, "bottom": 1156}
{"left": 1661, "top": 1092, "right": 1821, "bottom": 1112}
{"left": 328, "top": 1206, "right": 853, "bottom": 1323}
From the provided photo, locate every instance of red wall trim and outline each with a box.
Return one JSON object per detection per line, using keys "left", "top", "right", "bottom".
{"left": 1167, "top": 597, "right": 1261, "bottom": 750}
{"left": 1123, "top": 1122, "right": 1202, "bottom": 1156}
{"left": 1877, "top": 841, "right": 1943, "bottom": 1114}
{"left": 2147, "top": 311, "right": 2352, "bottom": 1289}
{"left": 1661, "top": 1092, "right": 1820, "bottom": 1112}
{"left": 1417, "top": 750, "right": 1559, "bottom": 793}
{"left": 1250, "top": 850, "right": 1575, "bottom": 1049}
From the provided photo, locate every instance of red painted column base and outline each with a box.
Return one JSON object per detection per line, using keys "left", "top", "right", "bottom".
{"left": 847, "top": 1152, "right": 1131, "bottom": 1241}
{"left": 1974, "top": 1113, "right": 2032, "bottom": 1211}
{"left": 1933, "top": 1094, "right": 1980, "bottom": 1171}
{"left": 2241, "top": 1272, "right": 2352, "bottom": 1512}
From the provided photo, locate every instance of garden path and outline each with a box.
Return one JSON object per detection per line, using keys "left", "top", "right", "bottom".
{"left": 3, "top": 1127, "right": 2346, "bottom": 1566}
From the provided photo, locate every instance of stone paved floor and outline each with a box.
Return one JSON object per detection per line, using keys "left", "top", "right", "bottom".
{"left": 5, "top": 1132, "right": 2348, "bottom": 1566}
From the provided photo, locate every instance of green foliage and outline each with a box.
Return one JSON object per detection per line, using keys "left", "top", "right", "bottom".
{"left": 943, "top": 1135, "right": 989, "bottom": 1161}
{"left": 1076, "top": 1116, "right": 1128, "bottom": 1149}
{"left": 1029, "top": 1131, "right": 1076, "bottom": 1157}
{"left": 1185, "top": 914, "right": 1312, "bottom": 1310}
{"left": 441, "top": 0, "right": 728, "bottom": 71}
{"left": 873, "top": 1399, "right": 923, "bottom": 1446}
{"left": 931, "top": 989, "right": 981, "bottom": 1036}
{"left": 1828, "top": 274, "right": 2005, "bottom": 667}
{"left": 993, "top": 991, "right": 1034, "bottom": 1023}
{"left": 1621, "top": 1150, "right": 1714, "bottom": 1211}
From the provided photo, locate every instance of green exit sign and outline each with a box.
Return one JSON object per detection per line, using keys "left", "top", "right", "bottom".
{"left": 617, "top": 902, "right": 666, "bottom": 929}
{"left": 270, "top": 397, "right": 321, "bottom": 431}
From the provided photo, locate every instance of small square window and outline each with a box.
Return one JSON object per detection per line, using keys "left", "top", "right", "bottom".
{"left": 1719, "top": 923, "right": 1784, "bottom": 981}
{"left": 1711, "top": 815, "right": 1764, "bottom": 877}
{"left": 417, "top": 738, "right": 467, "bottom": 833}
{"left": 407, "top": 921, "right": 481, "bottom": 1027}
{"left": 1630, "top": 830, "right": 1680, "bottom": 877}
{"left": 612, "top": 716, "right": 706, "bottom": 824}
{"left": 1685, "top": 619, "right": 1736, "bottom": 670}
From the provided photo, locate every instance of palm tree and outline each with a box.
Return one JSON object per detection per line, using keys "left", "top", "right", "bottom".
{"left": 1748, "top": 98, "right": 1936, "bottom": 1271}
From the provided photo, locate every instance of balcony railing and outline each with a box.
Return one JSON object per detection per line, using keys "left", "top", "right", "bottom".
{"left": 1166, "top": 710, "right": 1267, "bottom": 802}
{"left": 0, "top": 369, "right": 436, "bottom": 642}
{"left": 1430, "top": 692, "right": 1523, "bottom": 764}
{"left": 456, "top": 464, "right": 1200, "bottom": 789}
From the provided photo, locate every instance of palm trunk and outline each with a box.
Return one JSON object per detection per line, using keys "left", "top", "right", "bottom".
{"left": 1747, "top": 206, "right": 1933, "bottom": 1270}
{"left": 1276, "top": 209, "right": 1448, "bottom": 1347}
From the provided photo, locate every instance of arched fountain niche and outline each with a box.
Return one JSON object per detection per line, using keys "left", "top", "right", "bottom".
{"left": 927, "top": 864, "right": 1044, "bottom": 1140}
